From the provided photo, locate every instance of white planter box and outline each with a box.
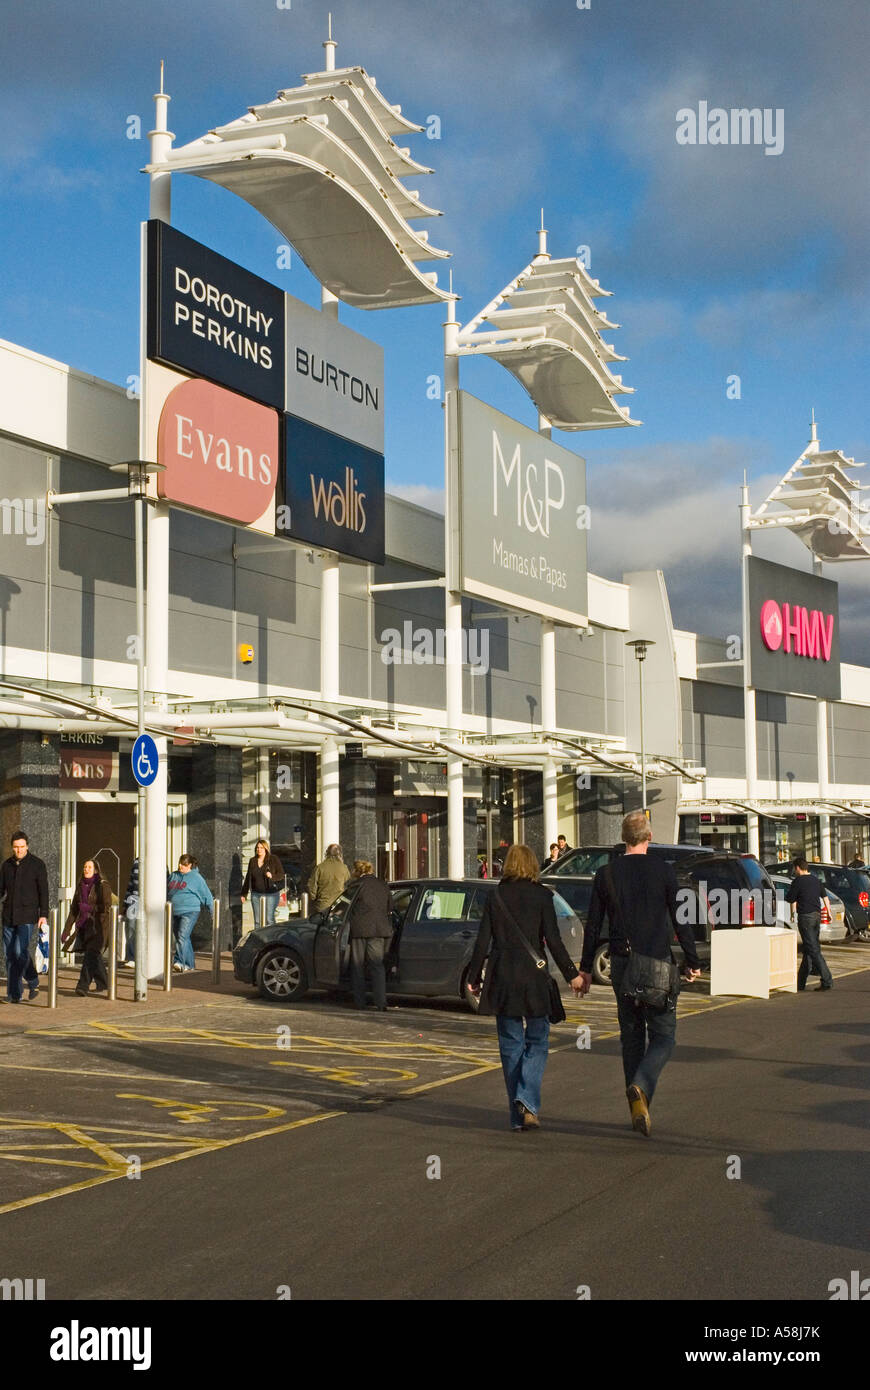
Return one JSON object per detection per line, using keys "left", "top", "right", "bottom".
{"left": 710, "top": 926, "right": 797, "bottom": 999}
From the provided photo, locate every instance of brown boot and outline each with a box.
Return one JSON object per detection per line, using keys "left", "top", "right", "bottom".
{"left": 627, "top": 1084, "right": 651, "bottom": 1137}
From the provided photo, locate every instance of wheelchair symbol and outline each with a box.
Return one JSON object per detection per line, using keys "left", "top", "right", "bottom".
{"left": 132, "top": 735, "right": 158, "bottom": 787}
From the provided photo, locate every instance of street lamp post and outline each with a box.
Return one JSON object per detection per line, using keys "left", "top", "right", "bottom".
{"left": 626, "top": 639, "right": 655, "bottom": 812}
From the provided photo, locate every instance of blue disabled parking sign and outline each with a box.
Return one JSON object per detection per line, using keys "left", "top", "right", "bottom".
{"left": 132, "top": 734, "right": 159, "bottom": 787}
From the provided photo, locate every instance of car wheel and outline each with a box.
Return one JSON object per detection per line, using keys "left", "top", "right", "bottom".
{"left": 256, "top": 947, "right": 308, "bottom": 1003}
{"left": 461, "top": 966, "right": 483, "bottom": 1014}
{"left": 592, "top": 943, "right": 611, "bottom": 986}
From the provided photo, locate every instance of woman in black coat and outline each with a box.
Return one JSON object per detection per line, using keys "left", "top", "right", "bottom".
{"left": 468, "top": 843, "right": 583, "bottom": 1130}
{"left": 241, "top": 840, "right": 284, "bottom": 928}
{"left": 62, "top": 859, "right": 113, "bottom": 996}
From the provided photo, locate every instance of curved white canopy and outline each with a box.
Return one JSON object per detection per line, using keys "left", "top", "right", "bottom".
{"left": 144, "top": 65, "right": 452, "bottom": 310}
{"left": 456, "top": 254, "right": 640, "bottom": 430}
{"left": 751, "top": 433, "right": 870, "bottom": 561}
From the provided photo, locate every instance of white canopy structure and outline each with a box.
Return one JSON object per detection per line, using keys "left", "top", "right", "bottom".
{"left": 454, "top": 233, "right": 641, "bottom": 430}
{"left": 750, "top": 415, "right": 870, "bottom": 560}
{"left": 144, "top": 40, "right": 452, "bottom": 309}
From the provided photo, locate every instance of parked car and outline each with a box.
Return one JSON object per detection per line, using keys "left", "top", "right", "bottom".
{"left": 232, "top": 876, "right": 583, "bottom": 1010}
{"left": 765, "top": 862, "right": 870, "bottom": 940}
{"left": 769, "top": 873, "right": 847, "bottom": 943}
{"left": 544, "top": 844, "right": 776, "bottom": 984}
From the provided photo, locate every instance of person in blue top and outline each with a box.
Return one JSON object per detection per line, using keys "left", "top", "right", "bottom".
{"left": 166, "top": 854, "right": 214, "bottom": 974}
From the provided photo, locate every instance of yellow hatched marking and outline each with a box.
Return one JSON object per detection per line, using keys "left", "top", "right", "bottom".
{"left": 269, "top": 1061, "right": 417, "bottom": 1087}
{"left": 114, "top": 1093, "right": 285, "bottom": 1124}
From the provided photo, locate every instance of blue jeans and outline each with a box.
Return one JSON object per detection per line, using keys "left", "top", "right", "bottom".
{"left": 251, "top": 892, "right": 280, "bottom": 929}
{"left": 4, "top": 923, "right": 38, "bottom": 1001}
{"left": 172, "top": 911, "right": 199, "bottom": 970}
{"left": 797, "top": 913, "right": 832, "bottom": 988}
{"left": 495, "top": 1015, "right": 550, "bottom": 1124}
{"left": 610, "top": 955, "right": 677, "bottom": 1105}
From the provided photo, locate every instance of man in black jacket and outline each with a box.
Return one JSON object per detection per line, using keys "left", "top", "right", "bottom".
{"left": 579, "top": 811, "right": 700, "bottom": 1136}
{"left": 786, "top": 857, "right": 833, "bottom": 991}
{"left": 1, "top": 831, "right": 49, "bottom": 1004}
{"left": 347, "top": 861, "right": 394, "bottom": 1011}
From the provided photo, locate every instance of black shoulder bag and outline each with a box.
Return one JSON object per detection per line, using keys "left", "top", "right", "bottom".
{"left": 604, "top": 863, "right": 680, "bottom": 1012}
{"left": 494, "top": 887, "right": 567, "bottom": 1024}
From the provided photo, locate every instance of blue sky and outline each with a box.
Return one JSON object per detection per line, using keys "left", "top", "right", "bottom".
{"left": 2, "top": 0, "right": 868, "bottom": 655}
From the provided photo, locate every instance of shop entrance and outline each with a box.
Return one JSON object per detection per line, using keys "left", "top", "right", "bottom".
{"left": 377, "top": 805, "right": 443, "bottom": 880}
{"left": 75, "top": 801, "right": 135, "bottom": 904}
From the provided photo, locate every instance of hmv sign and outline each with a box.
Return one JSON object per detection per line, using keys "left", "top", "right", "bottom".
{"left": 748, "top": 556, "right": 841, "bottom": 699}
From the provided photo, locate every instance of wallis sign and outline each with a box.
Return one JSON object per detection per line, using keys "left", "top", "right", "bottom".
{"left": 748, "top": 556, "right": 840, "bottom": 699}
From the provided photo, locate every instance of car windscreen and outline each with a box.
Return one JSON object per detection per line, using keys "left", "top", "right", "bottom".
{"left": 738, "top": 857, "right": 770, "bottom": 887}
{"left": 547, "top": 849, "right": 611, "bottom": 876}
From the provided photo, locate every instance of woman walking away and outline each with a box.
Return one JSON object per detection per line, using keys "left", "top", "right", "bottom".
{"left": 467, "top": 844, "right": 585, "bottom": 1131}
{"left": 241, "top": 839, "right": 284, "bottom": 929}
{"left": 62, "top": 859, "right": 112, "bottom": 997}
{"left": 167, "top": 855, "right": 214, "bottom": 974}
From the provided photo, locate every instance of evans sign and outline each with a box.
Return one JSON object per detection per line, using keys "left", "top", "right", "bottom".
{"left": 453, "top": 392, "right": 588, "bottom": 624}
{"left": 748, "top": 556, "right": 840, "bottom": 699}
{"left": 157, "top": 376, "right": 278, "bottom": 528}
{"left": 147, "top": 221, "right": 285, "bottom": 410}
{"left": 281, "top": 414, "right": 385, "bottom": 564}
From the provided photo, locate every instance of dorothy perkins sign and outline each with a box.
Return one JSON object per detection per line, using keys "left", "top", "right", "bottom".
{"left": 748, "top": 556, "right": 841, "bottom": 700}
{"left": 147, "top": 221, "right": 285, "bottom": 410}
{"left": 453, "top": 392, "right": 588, "bottom": 624}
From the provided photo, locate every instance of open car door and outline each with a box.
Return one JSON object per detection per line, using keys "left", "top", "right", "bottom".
{"left": 312, "top": 887, "right": 356, "bottom": 987}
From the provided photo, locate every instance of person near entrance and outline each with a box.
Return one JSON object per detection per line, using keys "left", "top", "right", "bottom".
{"left": 241, "top": 839, "right": 284, "bottom": 929}
{"left": 62, "top": 859, "right": 112, "bottom": 996}
{"left": 0, "top": 831, "right": 48, "bottom": 1004}
{"left": 786, "top": 858, "right": 834, "bottom": 992}
{"left": 308, "top": 844, "right": 350, "bottom": 924}
{"left": 541, "top": 843, "right": 560, "bottom": 871}
{"left": 347, "top": 861, "right": 393, "bottom": 1011}
{"left": 556, "top": 834, "right": 572, "bottom": 858}
{"left": 579, "top": 811, "right": 701, "bottom": 1137}
{"left": 167, "top": 855, "right": 214, "bottom": 974}
{"left": 467, "top": 843, "right": 585, "bottom": 1131}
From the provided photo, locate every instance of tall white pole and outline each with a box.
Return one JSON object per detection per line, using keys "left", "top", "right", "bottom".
{"left": 741, "top": 479, "right": 760, "bottom": 857}
{"left": 142, "top": 67, "right": 174, "bottom": 981}
{"left": 538, "top": 406, "right": 559, "bottom": 852}
{"left": 639, "top": 656, "right": 647, "bottom": 811}
{"left": 814, "top": 557, "right": 832, "bottom": 860}
{"left": 319, "top": 282, "right": 342, "bottom": 851}
{"left": 444, "top": 299, "right": 465, "bottom": 878}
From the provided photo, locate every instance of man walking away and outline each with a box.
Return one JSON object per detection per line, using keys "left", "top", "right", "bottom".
{"left": 347, "top": 861, "right": 393, "bottom": 1011}
{"left": 308, "top": 844, "right": 350, "bottom": 924}
{"left": 579, "top": 811, "right": 700, "bottom": 1137}
{"left": 786, "top": 857, "right": 833, "bottom": 992}
{"left": 1, "top": 831, "right": 49, "bottom": 1004}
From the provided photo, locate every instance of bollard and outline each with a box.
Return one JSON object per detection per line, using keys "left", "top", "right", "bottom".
{"left": 47, "top": 906, "right": 59, "bottom": 1010}
{"left": 163, "top": 902, "right": 173, "bottom": 992}
{"left": 259, "top": 895, "right": 267, "bottom": 930}
{"left": 108, "top": 906, "right": 118, "bottom": 1002}
{"left": 211, "top": 898, "right": 221, "bottom": 985}
{"left": 301, "top": 891, "right": 309, "bottom": 920}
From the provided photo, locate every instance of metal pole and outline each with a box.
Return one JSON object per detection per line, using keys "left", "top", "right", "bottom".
{"left": 163, "top": 902, "right": 173, "bottom": 992}
{"left": 48, "top": 907, "right": 59, "bottom": 1010}
{"left": 444, "top": 298, "right": 465, "bottom": 879}
{"left": 301, "top": 891, "right": 310, "bottom": 919}
{"left": 259, "top": 896, "right": 267, "bottom": 930}
{"left": 741, "top": 479, "right": 760, "bottom": 857}
{"left": 108, "top": 907, "right": 118, "bottom": 1001}
{"left": 211, "top": 898, "right": 221, "bottom": 985}
{"left": 639, "top": 656, "right": 647, "bottom": 811}
{"left": 134, "top": 489, "right": 147, "bottom": 1002}
{"left": 814, "top": 556, "right": 832, "bottom": 860}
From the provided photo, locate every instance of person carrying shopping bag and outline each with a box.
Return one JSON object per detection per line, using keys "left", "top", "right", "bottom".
{"left": 62, "top": 859, "right": 113, "bottom": 997}
{"left": 467, "top": 843, "right": 584, "bottom": 1131}
{"left": 166, "top": 855, "right": 213, "bottom": 974}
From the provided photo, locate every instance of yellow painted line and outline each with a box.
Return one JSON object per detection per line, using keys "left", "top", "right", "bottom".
{"left": 0, "top": 1063, "right": 212, "bottom": 1085}
{"left": 269, "top": 1061, "right": 418, "bottom": 1086}
{"left": 0, "top": 1109, "right": 345, "bottom": 1218}
{"left": 400, "top": 1062, "right": 502, "bottom": 1096}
